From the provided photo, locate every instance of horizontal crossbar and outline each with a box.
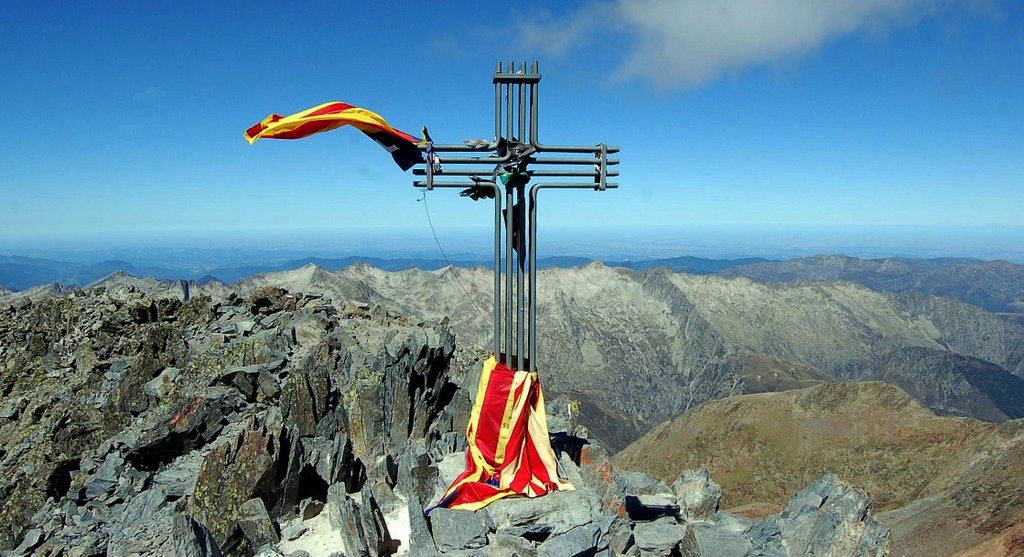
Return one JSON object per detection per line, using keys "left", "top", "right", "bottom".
{"left": 413, "top": 168, "right": 619, "bottom": 177}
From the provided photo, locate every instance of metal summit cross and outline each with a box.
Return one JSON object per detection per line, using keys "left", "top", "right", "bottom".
{"left": 412, "top": 60, "right": 619, "bottom": 373}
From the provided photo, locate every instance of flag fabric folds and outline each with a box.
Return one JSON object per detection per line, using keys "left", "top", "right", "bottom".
{"left": 244, "top": 101, "right": 423, "bottom": 170}
{"left": 435, "top": 355, "right": 573, "bottom": 511}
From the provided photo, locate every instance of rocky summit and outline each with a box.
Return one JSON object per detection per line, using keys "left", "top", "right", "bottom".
{"left": 0, "top": 284, "right": 900, "bottom": 556}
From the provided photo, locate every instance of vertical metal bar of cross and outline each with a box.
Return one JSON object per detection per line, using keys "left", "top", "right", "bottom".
{"left": 413, "top": 60, "right": 618, "bottom": 373}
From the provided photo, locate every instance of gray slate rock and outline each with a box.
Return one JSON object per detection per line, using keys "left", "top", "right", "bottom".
{"left": 238, "top": 498, "right": 279, "bottom": 548}
{"left": 615, "top": 471, "right": 673, "bottom": 497}
{"left": 144, "top": 366, "right": 181, "bottom": 400}
{"left": 281, "top": 523, "right": 308, "bottom": 541}
{"left": 672, "top": 468, "right": 721, "bottom": 521}
{"left": 328, "top": 485, "right": 379, "bottom": 557}
{"left": 429, "top": 507, "right": 489, "bottom": 552}
{"left": 13, "top": 528, "right": 42, "bottom": 554}
{"left": 172, "top": 514, "right": 224, "bottom": 557}
{"left": 747, "top": 474, "right": 892, "bottom": 557}
{"left": 690, "top": 522, "right": 752, "bottom": 557}
{"left": 632, "top": 521, "right": 688, "bottom": 557}
{"left": 483, "top": 531, "right": 537, "bottom": 556}
{"left": 84, "top": 454, "right": 125, "bottom": 500}
{"left": 406, "top": 496, "right": 438, "bottom": 557}
{"left": 486, "top": 488, "right": 603, "bottom": 537}
{"left": 537, "top": 516, "right": 614, "bottom": 557}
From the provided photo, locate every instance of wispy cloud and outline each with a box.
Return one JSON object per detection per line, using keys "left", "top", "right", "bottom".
{"left": 517, "top": 0, "right": 984, "bottom": 89}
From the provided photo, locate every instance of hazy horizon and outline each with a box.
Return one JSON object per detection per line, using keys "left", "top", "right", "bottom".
{"left": 2, "top": 224, "right": 1023, "bottom": 269}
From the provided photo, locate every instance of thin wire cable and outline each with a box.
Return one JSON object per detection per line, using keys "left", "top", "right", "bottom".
{"left": 418, "top": 189, "right": 491, "bottom": 321}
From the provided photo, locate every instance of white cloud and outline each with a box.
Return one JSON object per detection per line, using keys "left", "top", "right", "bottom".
{"left": 518, "top": 0, "right": 965, "bottom": 89}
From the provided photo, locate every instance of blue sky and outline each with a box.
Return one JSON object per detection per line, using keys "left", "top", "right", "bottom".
{"left": 0, "top": 1, "right": 1022, "bottom": 258}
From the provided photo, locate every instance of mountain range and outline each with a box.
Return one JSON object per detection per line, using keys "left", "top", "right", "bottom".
{"left": 11, "top": 260, "right": 1021, "bottom": 454}
{"left": 4, "top": 253, "right": 1021, "bottom": 319}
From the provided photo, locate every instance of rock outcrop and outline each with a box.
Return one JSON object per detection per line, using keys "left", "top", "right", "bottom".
{"left": 0, "top": 285, "right": 467, "bottom": 555}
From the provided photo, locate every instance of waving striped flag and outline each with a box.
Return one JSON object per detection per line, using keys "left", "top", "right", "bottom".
{"left": 244, "top": 101, "right": 423, "bottom": 170}
{"left": 435, "top": 355, "right": 573, "bottom": 511}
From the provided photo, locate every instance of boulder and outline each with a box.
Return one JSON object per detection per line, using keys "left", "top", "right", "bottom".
{"left": 237, "top": 498, "right": 279, "bottom": 548}
{"left": 405, "top": 496, "right": 438, "bottom": 557}
{"left": 429, "top": 508, "right": 489, "bottom": 552}
{"left": 328, "top": 483, "right": 396, "bottom": 557}
{"left": 328, "top": 487, "right": 370, "bottom": 557}
{"left": 172, "top": 514, "right": 223, "bottom": 557}
{"left": 143, "top": 367, "right": 181, "bottom": 401}
{"left": 671, "top": 468, "right": 721, "bottom": 521}
{"left": 187, "top": 409, "right": 283, "bottom": 547}
{"left": 690, "top": 522, "right": 752, "bottom": 557}
{"left": 486, "top": 488, "right": 603, "bottom": 538}
{"left": 536, "top": 516, "right": 614, "bottom": 557}
{"left": 743, "top": 475, "right": 891, "bottom": 557}
{"left": 632, "top": 521, "right": 691, "bottom": 557}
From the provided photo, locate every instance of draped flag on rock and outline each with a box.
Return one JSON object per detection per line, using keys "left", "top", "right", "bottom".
{"left": 435, "top": 355, "right": 573, "bottom": 511}
{"left": 244, "top": 101, "right": 423, "bottom": 170}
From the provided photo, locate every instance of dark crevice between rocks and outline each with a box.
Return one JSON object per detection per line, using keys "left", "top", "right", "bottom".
{"left": 425, "top": 380, "right": 459, "bottom": 437}
{"left": 274, "top": 429, "right": 295, "bottom": 486}
{"left": 407, "top": 368, "right": 425, "bottom": 439}
{"left": 347, "top": 458, "right": 367, "bottom": 494}
{"left": 127, "top": 400, "right": 232, "bottom": 472}
{"left": 46, "top": 459, "right": 80, "bottom": 500}
{"left": 298, "top": 464, "right": 330, "bottom": 503}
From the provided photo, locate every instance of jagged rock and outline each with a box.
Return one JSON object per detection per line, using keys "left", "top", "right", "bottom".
{"left": 429, "top": 508, "right": 490, "bottom": 552}
{"left": 12, "top": 528, "right": 42, "bottom": 554}
{"left": 536, "top": 516, "right": 614, "bottom": 557}
{"left": 689, "top": 522, "right": 752, "bottom": 557}
{"left": 484, "top": 531, "right": 537, "bottom": 556}
{"left": 326, "top": 483, "right": 396, "bottom": 556}
{"left": 187, "top": 409, "right": 283, "bottom": 547}
{"left": 299, "top": 498, "right": 325, "bottom": 520}
{"left": 83, "top": 454, "right": 124, "bottom": 500}
{"left": 605, "top": 515, "right": 634, "bottom": 556}
{"left": 398, "top": 442, "right": 438, "bottom": 507}
{"left": 768, "top": 474, "right": 891, "bottom": 557}
{"left": 143, "top": 366, "right": 181, "bottom": 401}
{"left": 744, "top": 516, "right": 788, "bottom": 557}
{"left": 615, "top": 471, "right": 672, "bottom": 497}
{"left": 328, "top": 487, "right": 371, "bottom": 557}
{"left": 632, "top": 521, "right": 689, "bottom": 557}
{"left": 672, "top": 468, "right": 721, "bottom": 521}
{"left": 238, "top": 498, "right": 279, "bottom": 548}
{"left": 106, "top": 487, "right": 171, "bottom": 554}
{"left": 356, "top": 486, "right": 397, "bottom": 556}
{"left": 406, "top": 496, "right": 438, "bottom": 557}
{"left": 486, "top": 487, "right": 604, "bottom": 538}
{"left": 0, "top": 396, "right": 26, "bottom": 420}
{"left": 151, "top": 451, "right": 203, "bottom": 498}
{"left": 173, "top": 514, "right": 224, "bottom": 557}
{"left": 280, "top": 523, "right": 307, "bottom": 541}
{"left": 574, "top": 441, "right": 627, "bottom": 518}
{"left": 127, "top": 388, "right": 242, "bottom": 472}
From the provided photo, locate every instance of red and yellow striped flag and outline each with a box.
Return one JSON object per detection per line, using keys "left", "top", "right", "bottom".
{"left": 436, "top": 355, "right": 573, "bottom": 511}
{"left": 244, "top": 101, "right": 423, "bottom": 170}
